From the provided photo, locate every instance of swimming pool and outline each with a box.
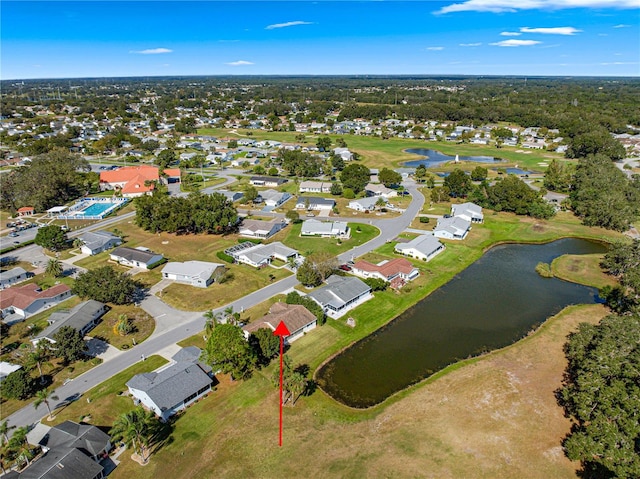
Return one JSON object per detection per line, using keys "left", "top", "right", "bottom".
{"left": 59, "top": 198, "right": 128, "bottom": 220}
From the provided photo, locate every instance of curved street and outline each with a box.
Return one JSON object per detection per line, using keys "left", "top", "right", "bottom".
{"left": 4, "top": 179, "right": 426, "bottom": 431}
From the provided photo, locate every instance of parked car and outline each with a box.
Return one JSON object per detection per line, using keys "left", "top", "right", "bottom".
{"left": 8, "top": 232, "right": 18, "bottom": 237}
{"left": 339, "top": 264, "right": 352, "bottom": 271}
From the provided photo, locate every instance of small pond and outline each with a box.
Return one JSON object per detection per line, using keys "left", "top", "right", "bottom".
{"left": 316, "top": 238, "right": 606, "bottom": 408}
{"left": 404, "top": 149, "right": 503, "bottom": 168}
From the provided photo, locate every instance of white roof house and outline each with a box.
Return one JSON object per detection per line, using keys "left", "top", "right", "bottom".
{"left": 307, "top": 275, "right": 372, "bottom": 319}
{"left": 299, "top": 181, "right": 333, "bottom": 194}
{"left": 295, "top": 196, "right": 336, "bottom": 211}
{"left": 161, "top": 261, "right": 224, "bottom": 288}
{"left": 348, "top": 196, "right": 386, "bottom": 212}
{"left": 258, "top": 189, "right": 292, "bottom": 208}
{"left": 451, "top": 202, "right": 484, "bottom": 223}
{"left": 227, "top": 241, "right": 299, "bottom": 268}
{"left": 79, "top": 230, "right": 122, "bottom": 256}
{"left": 395, "top": 235, "right": 445, "bottom": 262}
{"left": 238, "top": 218, "right": 287, "bottom": 239}
{"left": 332, "top": 147, "right": 354, "bottom": 161}
{"left": 433, "top": 217, "right": 471, "bottom": 240}
{"left": 365, "top": 183, "right": 398, "bottom": 198}
{"left": 301, "top": 219, "right": 350, "bottom": 238}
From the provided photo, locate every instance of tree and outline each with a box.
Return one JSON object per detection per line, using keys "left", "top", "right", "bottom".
{"left": 203, "top": 310, "right": 219, "bottom": 335}
{"left": 316, "top": 136, "right": 332, "bottom": 152}
{"left": 24, "top": 343, "right": 52, "bottom": 384}
{"left": 35, "top": 225, "right": 67, "bottom": 252}
{"left": 72, "top": 266, "right": 140, "bottom": 305}
{"left": 268, "top": 167, "right": 279, "bottom": 176}
{"left": 0, "top": 369, "right": 34, "bottom": 400}
{"left": 600, "top": 239, "right": 640, "bottom": 310}
{"left": 0, "top": 149, "right": 89, "bottom": 212}
{"left": 330, "top": 182, "right": 343, "bottom": 196}
{"left": 470, "top": 166, "right": 488, "bottom": 182}
{"left": 378, "top": 167, "right": 402, "bottom": 188}
{"left": 307, "top": 251, "right": 338, "bottom": 282}
{"left": 414, "top": 164, "right": 427, "bottom": 183}
{"left": 6, "top": 427, "right": 32, "bottom": 468}
{"left": 34, "top": 388, "right": 59, "bottom": 420}
{"left": 285, "top": 209, "right": 300, "bottom": 223}
{"left": 155, "top": 149, "right": 176, "bottom": 169}
{"left": 52, "top": 326, "right": 87, "bottom": 364}
{"left": 45, "top": 258, "right": 63, "bottom": 278}
{"left": 285, "top": 291, "right": 325, "bottom": 325}
{"left": 430, "top": 186, "right": 450, "bottom": 203}
{"left": 570, "top": 154, "right": 639, "bottom": 231}
{"left": 340, "top": 163, "right": 370, "bottom": 194}
{"left": 543, "top": 159, "right": 572, "bottom": 192}
{"left": 330, "top": 154, "right": 345, "bottom": 171}
{"left": 566, "top": 129, "right": 626, "bottom": 161}
{"left": 248, "top": 327, "right": 280, "bottom": 365}
{"left": 203, "top": 324, "right": 255, "bottom": 380}
{"left": 115, "top": 314, "right": 133, "bottom": 336}
{"left": 483, "top": 174, "right": 554, "bottom": 219}
{"left": 364, "top": 277, "right": 389, "bottom": 291}
{"left": 443, "top": 169, "right": 472, "bottom": 197}
{"left": 296, "top": 259, "right": 322, "bottom": 287}
{"left": 110, "top": 407, "right": 158, "bottom": 464}
{"left": 0, "top": 421, "right": 12, "bottom": 446}
{"left": 243, "top": 185, "right": 258, "bottom": 204}
{"left": 558, "top": 314, "right": 640, "bottom": 478}
{"left": 271, "top": 355, "right": 310, "bottom": 406}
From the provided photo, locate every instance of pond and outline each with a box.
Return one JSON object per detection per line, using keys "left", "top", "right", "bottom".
{"left": 404, "top": 149, "right": 503, "bottom": 168}
{"left": 316, "top": 238, "right": 607, "bottom": 408}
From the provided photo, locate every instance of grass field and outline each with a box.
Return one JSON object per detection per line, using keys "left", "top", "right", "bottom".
{"left": 275, "top": 222, "right": 379, "bottom": 257}
{"left": 551, "top": 253, "right": 618, "bottom": 289}
{"left": 89, "top": 304, "right": 155, "bottom": 350}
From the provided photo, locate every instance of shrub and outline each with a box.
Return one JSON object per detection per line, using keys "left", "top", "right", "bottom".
{"left": 216, "top": 251, "right": 234, "bottom": 263}
{"left": 419, "top": 216, "right": 430, "bottom": 224}
{"left": 535, "top": 262, "right": 554, "bottom": 278}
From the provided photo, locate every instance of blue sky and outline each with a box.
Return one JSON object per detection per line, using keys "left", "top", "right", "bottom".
{"left": 2, "top": 0, "right": 639, "bottom": 79}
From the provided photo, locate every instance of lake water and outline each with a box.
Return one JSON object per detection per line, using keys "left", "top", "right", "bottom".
{"left": 404, "top": 149, "right": 503, "bottom": 168}
{"left": 316, "top": 238, "right": 606, "bottom": 408}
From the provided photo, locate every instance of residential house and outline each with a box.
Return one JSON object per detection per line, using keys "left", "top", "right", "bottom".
{"left": 17, "top": 206, "right": 35, "bottom": 216}
{"left": 249, "top": 176, "right": 288, "bottom": 187}
{"left": 161, "top": 261, "right": 224, "bottom": 288}
{"left": 364, "top": 183, "right": 398, "bottom": 198}
{"left": 0, "top": 283, "right": 72, "bottom": 320}
{"left": 332, "top": 147, "right": 354, "bottom": 161}
{"left": 32, "top": 300, "right": 108, "bottom": 345}
{"left": 295, "top": 196, "right": 335, "bottom": 212}
{"left": 227, "top": 241, "right": 299, "bottom": 268}
{"left": 78, "top": 230, "right": 122, "bottom": 256}
{"left": 258, "top": 189, "right": 292, "bottom": 208}
{"left": 308, "top": 275, "right": 372, "bottom": 319}
{"left": 163, "top": 167, "right": 181, "bottom": 184}
{"left": 242, "top": 302, "right": 317, "bottom": 344}
{"left": 216, "top": 190, "right": 244, "bottom": 202}
{"left": 350, "top": 258, "right": 419, "bottom": 289}
{"left": 300, "top": 219, "right": 350, "bottom": 238}
{"left": 299, "top": 181, "right": 332, "bottom": 194}
{"left": 347, "top": 196, "right": 386, "bottom": 212}
{"left": 18, "top": 420, "right": 112, "bottom": 479}
{"left": 126, "top": 347, "right": 214, "bottom": 421}
{"left": 395, "top": 235, "right": 445, "bottom": 262}
{"left": 0, "top": 362, "right": 22, "bottom": 382}
{"left": 433, "top": 216, "right": 471, "bottom": 240}
{"left": 451, "top": 202, "right": 484, "bottom": 223}
{"left": 109, "top": 246, "right": 164, "bottom": 270}
{"left": 0, "top": 267, "right": 31, "bottom": 289}
{"left": 238, "top": 218, "right": 287, "bottom": 239}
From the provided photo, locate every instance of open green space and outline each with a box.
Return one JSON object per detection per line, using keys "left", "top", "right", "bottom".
{"left": 275, "top": 222, "right": 379, "bottom": 257}
{"left": 89, "top": 304, "right": 155, "bottom": 350}
{"left": 551, "top": 253, "right": 618, "bottom": 289}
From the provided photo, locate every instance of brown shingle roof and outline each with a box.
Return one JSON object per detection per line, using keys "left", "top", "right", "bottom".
{"left": 352, "top": 258, "right": 416, "bottom": 280}
{"left": 0, "top": 283, "right": 71, "bottom": 310}
{"left": 243, "top": 303, "right": 316, "bottom": 336}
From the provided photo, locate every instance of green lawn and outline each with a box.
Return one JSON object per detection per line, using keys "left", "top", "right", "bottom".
{"left": 89, "top": 304, "right": 155, "bottom": 350}
{"left": 47, "top": 355, "right": 167, "bottom": 427}
{"left": 277, "top": 222, "right": 379, "bottom": 257}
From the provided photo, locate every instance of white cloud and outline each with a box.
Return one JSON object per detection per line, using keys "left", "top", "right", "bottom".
{"left": 600, "top": 61, "right": 639, "bottom": 65}
{"left": 435, "top": 0, "right": 639, "bottom": 15}
{"left": 613, "top": 24, "right": 631, "bottom": 28}
{"left": 265, "top": 21, "right": 314, "bottom": 30}
{"left": 427, "top": 46, "right": 445, "bottom": 51}
{"left": 490, "top": 39, "right": 542, "bottom": 47}
{"left": 129, "top": 48, "right": 173, "bottom": 55}
{"left": 460, "top": 42, "right": 482, "bottom": 46}
{"left": 520, "top": 26, "right": 581, "bottom": 35}
{"left": 226, "top": 60, "right": 254, "bottom": 66}
{"left": 500, "top": 31, "right": 522, "bottom": 36}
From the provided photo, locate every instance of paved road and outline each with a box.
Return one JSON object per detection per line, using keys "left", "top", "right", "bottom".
{"left": 4, "top": 179, "right": 425, "bottom": 431}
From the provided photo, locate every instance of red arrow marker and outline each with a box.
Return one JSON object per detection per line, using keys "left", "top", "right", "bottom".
{"left": 273, "top": 320, "right": 290, "bottom": 447}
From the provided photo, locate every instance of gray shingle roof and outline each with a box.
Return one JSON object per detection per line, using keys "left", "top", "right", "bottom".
{"left": 308, "top": 275, "right": 371, "bottom": 309}
{"left": 17, "top": 447, "right": 103, "bottom": 479}
{"left": 127, "top": 362, "right": 212, "bottom": 412}
{"left": 36, "top": 300, "right": 106, "bottom": 341}
{"left": 79, "top": 230, "right": 121, "bottom": 252}
{"left": 111, "top": 246, "right": 161, "bottom": 264}
{"left": 39, "top": 421, "right": 110, "bottom": 459}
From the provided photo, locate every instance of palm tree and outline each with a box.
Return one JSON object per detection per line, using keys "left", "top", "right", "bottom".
{"left": 34, "top": 388, "right": 59, "bottom": 420}
{"left": 72, "top": 238, "right": 84, "bottom": 250}
{"left": 288, "top": 372, "right": 308, "bottom": 406}
{"left": 45, "top": 258, "right": 63, "bottom": 278}
{"left": 25, "top": 344, "right": 52, "bottom": 384}
{"left": 115, "top": 314, "right": 133, "bottom": 336}
{"left": 203, "top": 310, "right": 220, "bottom": 335}
{"left": 7, "top": 427, "right": 31, "bottom": 467}
{"left": 223, "top": 306, "right": 235, "bottom": 324}
{"left": 110, "top": 407, "right": 157, "bottom": 464}
{"left": 0, "top": 420, "right": 13, "bottom": 447}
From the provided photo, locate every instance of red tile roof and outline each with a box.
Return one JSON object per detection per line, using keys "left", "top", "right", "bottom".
{"left": 0, "top": 283, "right": 71, "bottom": 311}
{"left": 163, "top": 168, "right": 181, "bottom": 178}
{"left": 99, "top": 165, "right": 159, "bottom": 185}
{"left": 353, "top": 258, "right": 416, "bottom": 279}
{"left": 17, "top": 206, "right": 34, "bottom": 213}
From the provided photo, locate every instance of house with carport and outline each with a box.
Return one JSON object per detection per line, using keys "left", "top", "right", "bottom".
{"left": 126, "top": 347, "right": 214, "bottom": 422}
{"left": 110, "top": 246, "right": 164, "bottom": 269}
{"left": 295, "top": 196, "right": 335, "bottom": 212}
{"left": 78, "top": 230, "right": 122, "bottom": 256}
{"left": 226, "top": 241, "right": 299, "bottom": 268}
{"left": 238, "top": 218, "right": 287, "bottom": 239}
{"left": 161, "top": 261, "right": 224, "bottom": 288}
{"left": 0, "top": 267, "right": 32, "bottom": 289}
{"left": 301, "top": 219, "right": 350, "bottom": 239}
{"left": 350, "top": 258, "right": 419, "bottom": 289}
{"left": 433, "top": 216, "right": 471, "bottom": 240}
{"left": 395, "top": 235, "right": 445, "bottom": 262}
{"left": 32, "top": 300, "right": 108, "bottom": 346}
{"left": 348, "top": 196, "right": 386, "bottom": 212}
{"left": 308, "top": 275, "right": 372, "bottom": 319}
{"left": 451, "top": 202, "right": 484, "bottom": 223}
{"left": 0, "top": 283, "right": 72, "bottom": 320}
